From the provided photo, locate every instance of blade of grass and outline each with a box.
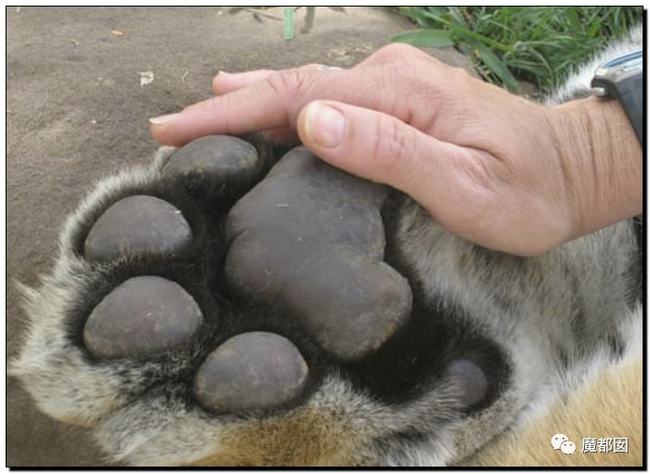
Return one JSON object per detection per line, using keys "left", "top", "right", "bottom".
{"left": 391, "top": 29, "right": 454, "bottom": 48}
{"left": 475, "top": 44, "right": 520, "bottom": 92}
{"left": 283, "top": 7, "right": 294, "bottom": 40}
{"left": 447, "top": 22, "right": 514, "bottom": 53}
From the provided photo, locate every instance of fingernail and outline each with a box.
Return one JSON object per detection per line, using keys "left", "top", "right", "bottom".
{"left": 149, "top": 113, "right": 181, "bottom": 125}
{"left": 217, "top": 70, "right": 230, "bottom": 76}
{"left": 304, "top": 102, "right": 345, "bottom": 148}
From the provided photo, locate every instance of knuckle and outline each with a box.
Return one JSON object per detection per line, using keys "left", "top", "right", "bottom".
{"left": 266, "top": 69, "right": 307, "bottom": 99}
{"left": 363, "top": 62, "right": 414, "bottom": 116}
{"left": 374, "top": 42, "right": 424, "bottom": 63}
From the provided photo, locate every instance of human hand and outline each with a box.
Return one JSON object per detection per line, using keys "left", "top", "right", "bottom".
{"left": 150, "top": 43, "right": 641, "bottom": 256}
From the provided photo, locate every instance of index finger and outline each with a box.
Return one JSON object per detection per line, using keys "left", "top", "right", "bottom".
{"left": 149, "top": 66, "right": 389, "bottom": 146}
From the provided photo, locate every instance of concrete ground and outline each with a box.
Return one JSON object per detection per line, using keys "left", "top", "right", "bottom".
{"left": 7, "top": 7, "right": 475, "bottom": 466}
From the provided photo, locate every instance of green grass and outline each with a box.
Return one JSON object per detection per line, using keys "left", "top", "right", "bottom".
{"left": 393, "top": 7, "right": 642, "bottom": 95}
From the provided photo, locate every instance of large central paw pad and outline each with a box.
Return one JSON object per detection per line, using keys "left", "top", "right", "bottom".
{"left": 225, "top": 148, "right": 413, "bottom": 360}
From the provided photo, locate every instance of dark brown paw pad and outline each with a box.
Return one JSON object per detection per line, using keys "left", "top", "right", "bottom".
{"left": 225, "top": 147, "right": 412, "bottom": 361}
{"left": 83, "top": 276, "right": 203, "bottom": 360}
{"left": 84, "top": 195, "right": 193, "bottom": 261}
{"left": 193, "top": 332, "right": 309, "bottom": 413}
{"left": 163, "top": 135, "right": 261, "bottom": 182}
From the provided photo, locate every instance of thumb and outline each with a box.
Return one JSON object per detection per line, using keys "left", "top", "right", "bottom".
{"left": 296, "top": 100, "right": 471, "bottom": 216}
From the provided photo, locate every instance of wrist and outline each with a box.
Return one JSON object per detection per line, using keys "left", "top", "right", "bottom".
{"left": 546, "top": 96, "right": 642, "bottom": 241}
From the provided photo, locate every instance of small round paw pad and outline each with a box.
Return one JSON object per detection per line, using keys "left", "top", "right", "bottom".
{"left": 84, "top": 276, "right": 203, "bottom": 360}
{"left": 194, "top": 332, "right": 309, "bottom": 413}
{"left": 84, "top": 195, "right": 193, "bottom": 261}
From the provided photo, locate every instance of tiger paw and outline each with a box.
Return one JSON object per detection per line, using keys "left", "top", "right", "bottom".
{"left": 11, "top": 135, "right": 508, "bottom": 466}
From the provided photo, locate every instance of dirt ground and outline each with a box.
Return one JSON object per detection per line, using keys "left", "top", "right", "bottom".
{"left": 6, "top": 7, "right": 475, "bottom": 466}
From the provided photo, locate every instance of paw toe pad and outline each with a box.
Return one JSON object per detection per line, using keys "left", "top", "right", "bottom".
{"left": 193, "top": 332, "right": 309, "bottom": 413}
{"left": 163, "top": 135, "right": 260, "bottom": 181}
{"left": 84, "top": 195, "right": 192, "bottom": 261}
{"left": 83, "top": 276, "right": 203, "bottom": 360}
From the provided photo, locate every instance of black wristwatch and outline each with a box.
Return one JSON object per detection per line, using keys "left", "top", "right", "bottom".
{"left": 591, "top": 49, "right": 643, "bottom": 145}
